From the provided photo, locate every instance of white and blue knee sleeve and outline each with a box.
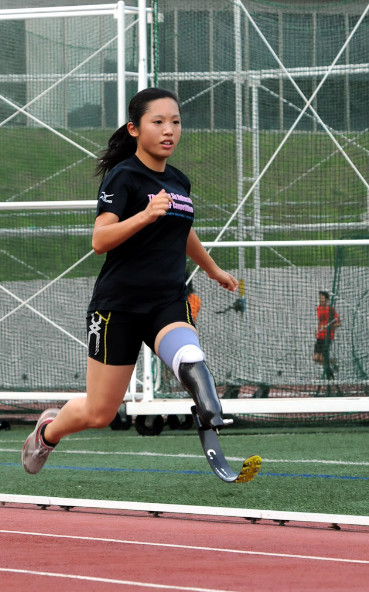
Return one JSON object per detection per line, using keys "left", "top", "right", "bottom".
{"left": 157, "top": 327, "right": 205, "bottom": 381}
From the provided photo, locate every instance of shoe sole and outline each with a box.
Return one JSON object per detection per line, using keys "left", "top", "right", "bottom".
{"left": 235, "top": 455, "right": 262, "bottom": 483}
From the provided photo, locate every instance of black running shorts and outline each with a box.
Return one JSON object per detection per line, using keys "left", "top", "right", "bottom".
{"left": 314, "top": 338, "right": 327, "bottom": 354}
{"left": 86, "top": 300, "right": 196, "bottom": 365}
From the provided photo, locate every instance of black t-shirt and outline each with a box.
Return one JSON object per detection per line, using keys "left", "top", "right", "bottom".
{"left": 88, "top": 155, "right": 193, "bottom": 313}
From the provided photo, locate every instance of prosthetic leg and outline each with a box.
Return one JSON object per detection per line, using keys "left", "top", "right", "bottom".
{"left": 158, "top": 327, "right": 224, "bottom": 431}
{"left": 181, "top": 366, "right": 261, "bottom": 483}
{"left": 178, "top": 361, "right": 224, "bottom": 430}
{"left": 157, "top": 327, "right": 261, "bottom": 483}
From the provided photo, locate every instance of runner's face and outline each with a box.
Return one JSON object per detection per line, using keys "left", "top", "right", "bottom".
{"left": 129, "top": 98, "right": 181, "bottom": 170}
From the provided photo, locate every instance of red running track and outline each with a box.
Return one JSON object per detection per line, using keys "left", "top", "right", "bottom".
{"left": 0, "top": 505, "right": 369, "bottom": 591}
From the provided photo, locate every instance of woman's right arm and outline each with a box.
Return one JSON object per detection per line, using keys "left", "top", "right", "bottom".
{"left": 92, "top": 189, "right": 173, "bottom": 254}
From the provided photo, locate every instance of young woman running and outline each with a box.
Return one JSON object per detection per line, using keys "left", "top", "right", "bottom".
{"left": 22, "top": 87, "right": 238, "bottom": 474}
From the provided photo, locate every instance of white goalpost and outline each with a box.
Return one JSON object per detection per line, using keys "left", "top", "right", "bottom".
{"left": 1, "top": 0, "right": 369, "bottom": 427}
{"left": 1, "top": 193, "right": 369, "bottom": 416}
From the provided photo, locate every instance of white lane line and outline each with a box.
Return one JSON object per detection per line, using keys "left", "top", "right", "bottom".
{"left": 1, "top": 530, "right": 369, "bottom": 564}
{"left": 1, "top": 447, "right": 369, "bottom": 466}
{"left": 0, "top": 568, "right": 240, "bottom": 591}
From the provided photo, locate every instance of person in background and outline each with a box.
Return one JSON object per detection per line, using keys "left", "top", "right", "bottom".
{"left": 313, "top": 290, "right": 341, "bottom": 379}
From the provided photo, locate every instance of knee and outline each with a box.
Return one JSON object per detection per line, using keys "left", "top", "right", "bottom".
{"left": 87, "top": 409, "right": 116, "bottom": 429}
{"left": 92, "top": 416, "right": 112, "bottom": 429}
{"left": 157, "top": 327, "right": 203, "bottom": 380}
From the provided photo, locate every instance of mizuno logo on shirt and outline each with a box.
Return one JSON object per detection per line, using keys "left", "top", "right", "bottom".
{"left": 99, "top": 191, "right": 114, "bottom": 203}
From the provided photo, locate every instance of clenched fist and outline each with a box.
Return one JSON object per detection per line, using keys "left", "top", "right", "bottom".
{"left": 145, "top": 189, "right": 173, "bottom": 223}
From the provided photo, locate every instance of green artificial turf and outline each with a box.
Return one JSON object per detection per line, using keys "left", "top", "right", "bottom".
{"left": 1, "top": 423, "right": 368, "bottom": 516}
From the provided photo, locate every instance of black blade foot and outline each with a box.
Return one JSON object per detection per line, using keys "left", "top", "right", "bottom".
{"left": 191, "top": 406, "right": 262, "bottom": 484}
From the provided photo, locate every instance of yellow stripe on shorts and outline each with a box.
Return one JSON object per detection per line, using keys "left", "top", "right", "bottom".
{"left": 96, "top": 311, "right": 111, "bottom": 365}
{"left": 185, "top": 301, "right": 192, "bottom": 324}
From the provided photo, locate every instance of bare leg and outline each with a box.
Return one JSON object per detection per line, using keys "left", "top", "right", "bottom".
{"left": 44, "top": 358, "right": 135, "bottom": 444}
{"left": 313, "top": 353, "right": 324, "bottom": 364}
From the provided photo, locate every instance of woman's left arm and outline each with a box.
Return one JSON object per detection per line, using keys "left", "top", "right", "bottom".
{"left": 186, "top": 228, "right": 238, "bottom": 292}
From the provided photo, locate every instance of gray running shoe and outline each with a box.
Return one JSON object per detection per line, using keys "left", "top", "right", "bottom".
{"left": 22, "top": 408, "right": 59, "bottom": 474}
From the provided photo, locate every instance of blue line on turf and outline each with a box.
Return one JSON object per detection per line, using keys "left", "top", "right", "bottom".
{"left": 1, "top": 462, "right": 369, "bottom": 480}
{"left": 0, "top": 462, "right": 206, "bottom": 475}
{"left": 261, "top": 471, "right": 369, "bottom": 480}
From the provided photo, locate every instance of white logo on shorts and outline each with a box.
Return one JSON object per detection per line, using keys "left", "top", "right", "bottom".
{"left": 88, "top": 313, "right": 102, "bottom": 355}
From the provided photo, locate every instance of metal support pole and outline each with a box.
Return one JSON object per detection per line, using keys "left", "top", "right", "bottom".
{"left": 116, "top": 0, "right": 126, "bottom": 126}
{"left": 138, "top": 0, "right": 148, "bottom": 90}
{"left": 143, "top": 340, "right": 154, "bottom": 401}
{"left": 251, "top": 78, "right": 262, "bottom": 383}
{"left": 138, "top": 0, "right": 152, "bottom": 399}
{"left": 251, "top": 79, "right": 261, "bottom": 280}
{"left": 234, "top": 2, "right": 244, "bottom": 277}
{"left": 152, "top": 0, "right": 159, "bottom": 87}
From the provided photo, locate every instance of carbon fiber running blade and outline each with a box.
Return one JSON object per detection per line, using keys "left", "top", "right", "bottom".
{"left": 191, "top": 406, "right": 262, "bottom": 484}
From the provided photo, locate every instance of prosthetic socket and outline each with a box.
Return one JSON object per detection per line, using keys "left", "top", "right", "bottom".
{"left": 178, "top": 361, "right": 224, "bottom": 430}
{"left": 157, "top": 327, "right": 224, "bottom": 431}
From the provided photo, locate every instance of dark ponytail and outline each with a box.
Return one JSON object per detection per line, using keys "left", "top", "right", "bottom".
{"left": 95, "top": 124, "right": 136, "bottom": 178}
{"left": 95, "top": 87, "right": 180, "bottom": 179}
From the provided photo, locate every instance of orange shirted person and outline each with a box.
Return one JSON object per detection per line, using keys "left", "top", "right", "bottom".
{"left": 313, "top": 290, "right": 340, "bottom": 377}
{"left": 188, "top": 292, "right": 201, "bottom": 323}
{"left": 186, "top": 273, "right": 202, "bottom": 323}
